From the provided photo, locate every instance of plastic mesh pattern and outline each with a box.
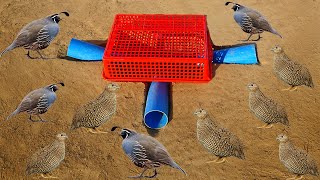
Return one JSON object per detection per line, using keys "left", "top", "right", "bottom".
{"left": 103, "top": 14, "right": 213, "bottom": 82}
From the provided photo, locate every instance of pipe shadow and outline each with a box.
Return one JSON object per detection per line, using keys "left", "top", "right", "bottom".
{"left": 211, "top": 63, "right": 221, "bottom": 78}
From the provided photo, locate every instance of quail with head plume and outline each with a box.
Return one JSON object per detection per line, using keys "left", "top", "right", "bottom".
{"left": 194, "top": 109, "right": 245, "bottom": 164}
{"left": 225, "top": 2, "right": 282, "bottom": 41}
{"left": 277, "top": 134, "right": 318, "bottom": 180}
{"left": 111, "top": 126, "right": 186, "bottom": 178}
{"left": 26, "top": 133, "right": 68, "bottom": 178}
{"left": 0, "top": 12, "right": 69, "bottom": 59}
{"left": 71, "top": 83, "right": 119, "bottom": 134}
{"left": 271, "top": 45, "right": 314, "bottom": 91}
{"left": 247, "top": 83, "right": 289, "bottom": 129}
{"left": 5, "top": 82, "right": 64, "bottom": 123}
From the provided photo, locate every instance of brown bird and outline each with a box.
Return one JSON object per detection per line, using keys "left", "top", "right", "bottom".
{"left": 71, "top": 83, "right": 120, "bottom": 134}
{"left": 271, "top": 45, "right": 314, "bottom": 91}
{"left": 248, "top": 83, "right": 289, "bottom": 129}
{"left": 194, "top": 109, "right": 245, "bottom": 163}
{"left": 26, "top": 133, "right": 68, "bottom": 178}
{"left": 277, "top": 134, "right": 318, "bottom": 180}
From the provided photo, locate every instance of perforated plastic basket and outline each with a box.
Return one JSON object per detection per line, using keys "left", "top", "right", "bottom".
{"left": 103, "top": 14, "right": 213, "bottom": 82}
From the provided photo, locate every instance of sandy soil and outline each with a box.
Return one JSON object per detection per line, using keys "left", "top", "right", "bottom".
{"left": 0, "top": 0, "right": 319, "bottom": 179}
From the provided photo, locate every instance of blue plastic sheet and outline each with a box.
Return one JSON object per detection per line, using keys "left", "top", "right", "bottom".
{"left": 213, "top": 44, "right": 258, "bottom": 64}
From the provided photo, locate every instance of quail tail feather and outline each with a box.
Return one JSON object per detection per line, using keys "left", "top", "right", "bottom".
{"left": 25, "top": 166, "right": 35, "bottom": 175}
{"left": 271, "top": 28, "right": 282, "bottom": 38}
{"left": 281, "top": 117, "right": 289, "bottom": 126}
{"left": 234, "top": 149, "right": 246, "bottom": 159}
{"left": 310, "top": 165, "right": 319, "bottom": 176}
{"left": 0, "top": 109, "right": 19, "bottom": 125}
{"left": 0, "top": 44, "right": 16, "bottom": 57}
{"left": 6, "top": 109, "right": 19, "bottom": 121}
{"left": 170, "top": 161, "right": 187, "bottom": 176}
{"left": 307, "top": 78, "right": 314, "bottom": 88}
{"left": 70, "top": 122, "right": 79, "bottom": 130}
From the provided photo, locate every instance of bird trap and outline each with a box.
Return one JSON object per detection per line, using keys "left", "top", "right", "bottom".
{"left": 102, "top": 14, "right": 213, "bottom": 82}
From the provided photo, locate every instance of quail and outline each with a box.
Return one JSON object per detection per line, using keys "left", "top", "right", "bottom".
{"left": 247, "top": 83, "right": 289, "bottom": 129}
{"left": 225, "top": 2, "right": 282, "bottom": 41}
{"left": 194, "top": 109, "right": 245, "bottom": 163}
{"left": 0, "top": 12, "right": 69, "bottom": 59}
{"left": 71, "top": 83, "right": 119, "bottom": 134}
{"left": 271, "top": 45, "right": 314, "bottom": 91}
{"left": 5, "top": 82, "right": 64, "bottom": 123}
{"left": 111, "top": 127, "right": 186, "bottom": 178}
{"left": 277, "top": 134, "right": 318, "bottom": 180}
{"left": 26, "top": 133, "right": 68, "bottom": 178}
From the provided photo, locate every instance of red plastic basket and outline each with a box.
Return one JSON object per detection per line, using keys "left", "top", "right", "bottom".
{"left": 103, "top": 14, "right": 213, "bottom": 82}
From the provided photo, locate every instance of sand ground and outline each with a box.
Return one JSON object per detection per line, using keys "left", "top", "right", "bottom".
{"left": 0, "top": 0, "right": 319, "bottom": 179}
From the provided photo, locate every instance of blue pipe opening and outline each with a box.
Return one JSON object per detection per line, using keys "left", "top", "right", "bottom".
{"left": 144, "top": 82, "right": 170, "bottom": 129}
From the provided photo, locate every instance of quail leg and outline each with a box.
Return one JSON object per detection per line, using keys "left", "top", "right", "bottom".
{"left": 26, "top": 51, "right": 38, "bottom": 59}
{"left": 242, "top": 34, "right": 253, "bottom": 41}
{"left": 128, "top": 168, "right": 148, "bottom": 178}
{"left": 290, "top": 87, "right": 298, "bottom": 91}
{"left": 206, "top": 157, "right": 226, "bottom": 164}
{"left": 215, "top": 157, "right": 226, "bottom": 164}
{"left": 252, "top": 34, "right": 261, "bottom": 41}
{"left": 40, "top": 173, "right": 58, "bottom": 179}
{"left": 281, "top": 86, "right": 297, "bottom": 91}
{"left": 28, "top": 115, "right": 47, "bottom": 122}
{"left": 87, "top": 128, "right": 108, "bottom": 134}
{"left": 36, "top": 50, "right": 56, "bottom": 60}
{"left": 286, "top": 174, "right": 303, "bottom": 180}
{"left": 26, "top": 50, "right": 55, "bottom": 59}
{"left": 143, "top": 169, "right": 157, "bottom": 178}
{"left": 257, "top": 123, "right": 273, "bottom": 129}
{"left": 37, "top": 115, "right": 47, "bottom": 122}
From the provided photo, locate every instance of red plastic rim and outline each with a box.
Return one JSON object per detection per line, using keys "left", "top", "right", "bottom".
{"left": 103, "top": 14, "right": 213, "bottom": 82}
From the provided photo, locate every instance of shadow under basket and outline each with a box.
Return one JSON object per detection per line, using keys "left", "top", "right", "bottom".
{"left": 103, "top": 14, "right": 213, "bottom": 83}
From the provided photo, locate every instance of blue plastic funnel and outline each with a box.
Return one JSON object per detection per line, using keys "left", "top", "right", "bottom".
{"left": 213, "top": 44, "right": 258, "bottom": 64}
{"left": 144, "top": 82, "right": 170, "bottom": 129}
{"left": 67, "top": 38, "right": 105, "bottom": 60}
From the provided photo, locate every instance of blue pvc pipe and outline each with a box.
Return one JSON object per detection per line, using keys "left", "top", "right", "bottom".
{"left": 67, "top": 38, "right": 257, "bottom": 64}
{"left": 213, "top": 44, "right": 258, "bottom": 64}
{"left": 67, "top": 38, "right": 105, "bottom": 61}
{"left": 144, "top": 82, "right": 170, "bottom": 129}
